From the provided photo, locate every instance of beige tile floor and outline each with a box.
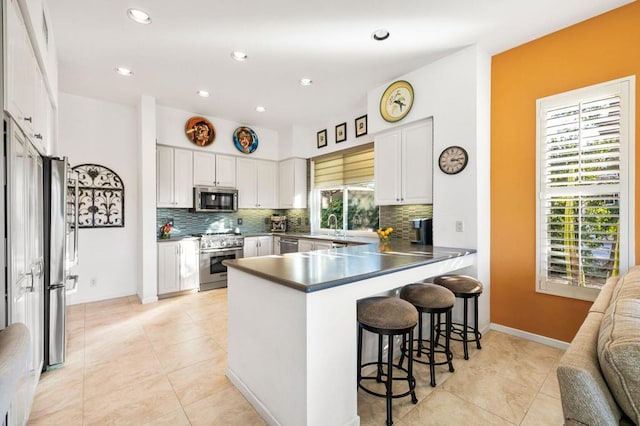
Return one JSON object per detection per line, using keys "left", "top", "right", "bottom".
{"left": 28, "top": 288, "right": 566, "bottom": 425}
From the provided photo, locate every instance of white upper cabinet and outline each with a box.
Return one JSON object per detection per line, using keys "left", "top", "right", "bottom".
{"left": 5, "top": 0, "right": 38, "bottom": 133}
{"left": 236, "top": 158, "right": 278, "bottom": 209}
{"left": 4, "top": 0, "right": 56, "bottom": 155}
{"left": 157, "top": 146, "right": 194, "bottom": 208}
{"left": 193, "top": 152, "right": 236, "bottom": 187}
{"left": 374, "top": 120, "right": 433, "bottom": 205}
{"left": 279, "top": 158, "right": 307, "bottom": 209}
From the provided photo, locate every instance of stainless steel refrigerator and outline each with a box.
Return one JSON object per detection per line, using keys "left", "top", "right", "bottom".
{"left": 42, "top": 157, "right": 79, "bottom": 370}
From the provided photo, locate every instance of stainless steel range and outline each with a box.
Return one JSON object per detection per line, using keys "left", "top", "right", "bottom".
{"left": 198, "top": 232, "right": 244, "bottom": 291}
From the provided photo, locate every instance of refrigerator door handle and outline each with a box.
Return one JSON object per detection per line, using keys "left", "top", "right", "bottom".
{"left": 24, "top": 271, "right": 35, "bottom": 292}
{"left": 70, "top": 173, "right": 79, "bottom": 266}
{"left": 66, "top": 275, "right": 79, "bottom": 294}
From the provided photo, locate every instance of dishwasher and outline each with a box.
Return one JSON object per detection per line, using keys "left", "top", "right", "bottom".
{"left": 280, "top": 238, "right": 299, "bottom": 254}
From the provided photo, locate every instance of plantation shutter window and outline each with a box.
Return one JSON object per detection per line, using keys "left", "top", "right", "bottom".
{"left": 536, "top": 78, "right": 633, "bottom": 301}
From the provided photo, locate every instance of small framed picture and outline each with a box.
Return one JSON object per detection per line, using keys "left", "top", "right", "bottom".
{"left": 317, "top": 129, "right": 327, "bottom": 148}
{"left": 335, "top": 122, "right": 347, "bottom": 143}
{"left": 355, "top": 114, "right": 368, "bottom": 137}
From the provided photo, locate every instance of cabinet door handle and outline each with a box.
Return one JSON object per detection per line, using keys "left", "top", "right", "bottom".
{"left": 24, "top": 116, "right": 33, "bottom": 123}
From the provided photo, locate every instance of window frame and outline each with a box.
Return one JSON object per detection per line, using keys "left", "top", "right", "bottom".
{"left": 535, "top": 77, "right": 635, "bottom": 301}
{"left": 312, "top": 184, "right": 377, "bottom": 236}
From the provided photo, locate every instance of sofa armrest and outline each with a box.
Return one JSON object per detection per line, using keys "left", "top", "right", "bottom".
{"left": 0, "top": 323, "right": 30, "bottom": 418}
{"left": 557, "top": 312, "right": 623, "bottom": 425}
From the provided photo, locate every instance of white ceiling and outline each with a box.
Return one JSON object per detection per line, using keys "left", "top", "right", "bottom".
{"left": 48, "top": 0, "right": 633, "bottom": 133}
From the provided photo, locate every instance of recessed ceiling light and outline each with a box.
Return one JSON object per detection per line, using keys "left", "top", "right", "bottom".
{"left": 127, "top": 8, "right": 151, "bottom": 24}
{"left": 255, "top": 106, "right": 266, "bottom": 113}
{"left": 231, "top": 51, "right": 248, "bottom": 61}
{"left": 115, "top": 67, "right": 133, "bottom": 76}
{"left": 372, "top": 29, "right": 390, "bottom": 41}
{"left": 300, "top": 78, "right": 313, "bottom": 86}
{"left": 196, "top": 90, "right": 210, "bottom": 97}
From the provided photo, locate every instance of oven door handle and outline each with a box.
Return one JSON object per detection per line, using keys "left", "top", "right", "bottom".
{"left": 200, "top": 247, "right": 243, "bottom": 255}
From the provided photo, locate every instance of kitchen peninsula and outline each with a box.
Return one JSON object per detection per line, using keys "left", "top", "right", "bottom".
{"left": 224, "top": 241, "right": 476, "bottom": 426}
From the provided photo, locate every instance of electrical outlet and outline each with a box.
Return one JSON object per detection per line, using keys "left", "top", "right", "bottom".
{"left": 297, "top": 217, "right": 302, "bottom": 225}
{"left": 90, "top": 278, "right": 97, "bottom": 287}
{"left": 455, "top": 220, "right": 464, "bottom": 232}
{"left": 237, "top": 218, "right": 243, "bottom": 225}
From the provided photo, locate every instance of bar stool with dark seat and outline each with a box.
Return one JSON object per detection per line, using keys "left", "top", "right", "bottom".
{"left": 432, "top": 274, "right": 483, "bottom": 360}
{"left": 399, "top": 283, "right": 456, "bottom": 387}
{"left": 357, "top": 296, "right": 419, "bottom": 426}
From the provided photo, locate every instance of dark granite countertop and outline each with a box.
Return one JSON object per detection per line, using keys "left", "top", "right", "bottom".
{"left": 156, "top": 235, "right": 200, "bottom": 243}
{"left": 243, "top": 232, "right": 377, "bottom": 245}
{"left": 223, "top": 241, "right": 475, "bottom": 293}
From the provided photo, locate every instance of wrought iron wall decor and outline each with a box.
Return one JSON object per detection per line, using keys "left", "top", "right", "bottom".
{"left": 71, "top": 164, "right": 125, "bottom": 228}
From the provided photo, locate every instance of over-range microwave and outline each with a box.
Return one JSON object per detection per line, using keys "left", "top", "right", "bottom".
{"left": 193, "top": 186, "right": 238, "bottom": 213}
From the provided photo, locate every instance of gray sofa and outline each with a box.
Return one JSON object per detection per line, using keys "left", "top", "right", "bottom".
{"left": 557, "top": 266, "right": 640, "bottom": 425}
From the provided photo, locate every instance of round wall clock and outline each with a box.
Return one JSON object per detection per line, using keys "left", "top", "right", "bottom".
{"left": 438, "top": 146, "right": 468, "bottom": 175}
{"left": 233, "top": 127, "right": 259, "bottom": 154}
{"left": 185, "top": 116, "right": 215, "bottom": 146}
{"left": 379, "top": 80, "right": 414, "bottom": 122}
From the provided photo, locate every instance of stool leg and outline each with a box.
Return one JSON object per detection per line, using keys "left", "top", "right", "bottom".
{"left": 386, "top": 335, "right": 394, "bottom": 426}
{"left": 463, "top": 297, "right": 469, "bottom": 360}
{"left": 408, "top": 328, "right": 418, "bottom": 404}
{"left": 434, "top": 312, "right": 442, "bottom": 347}
{"left": 398, "top": 328, "right": 407, "bottom": 369}
{"left": 377, "top": 334, "right": 384, "bottom": 382}
{"left": 446, "top": 309, "right": 455, "bottom": 372}
{"left": 474, "top": 295, "right": 482, "bottom": 350}
{"left": 429, "top": 312, "right": 436, "bottom": 387}
{"left": 357, "top": 326, "right": 363, "bottom": 384}
{"left": 417, "top": 312, "right": 424, "bottom": 358}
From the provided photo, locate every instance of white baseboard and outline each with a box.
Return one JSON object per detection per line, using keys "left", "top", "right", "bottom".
{"left": 226, "top": 367, "right": 280, "bottom": 426}
{"left": 490, "top": 323, "right": 570, "bottom": 350}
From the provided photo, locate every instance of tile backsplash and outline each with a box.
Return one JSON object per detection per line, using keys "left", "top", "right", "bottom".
{"left": 379, "top": 204, "right": 433, "bottom": 241}
{"left": 156, "top": 208, "right": 310, "bottom": 237}
{"left": 157, "top": 205, "right": 427, "bottom": 239}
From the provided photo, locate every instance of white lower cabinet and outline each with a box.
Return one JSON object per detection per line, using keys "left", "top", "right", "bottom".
{"left": 157, "top": 239, "right": 199, "bottom": 295}
{"left": 297, "top": 239, "right": 333, "bottom": 252}
{"left": 243, "top": 236, "right": 273, "bottom": 258}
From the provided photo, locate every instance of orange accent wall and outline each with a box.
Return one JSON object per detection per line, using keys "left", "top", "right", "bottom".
{"left": 491, "top": 2, "right": 640, "bottom": 343}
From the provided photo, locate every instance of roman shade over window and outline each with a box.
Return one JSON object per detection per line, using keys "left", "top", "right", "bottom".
{"left": 536, "top": 77, "right": 633, "bottom": 301}
{"left": 313, "top": 143, "right": 374, "bottom": 186}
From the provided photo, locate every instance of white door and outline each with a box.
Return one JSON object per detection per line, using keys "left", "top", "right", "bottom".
{"left": 193, "top": 151, "right": 216, "bottom": 186}
{"left": 236, "top": 158, "right": 258, "bottom": 208}
{"left": 173, "top": 149, "right": 194, "bottom": 208}
{"left": 256, "top": 160, "right": 278, "bottom": 208}
{"left": 215, "top": 155, "right": 236, "bottom": 187}
{"left": 402, "top": 120, "right": 433, "bottom": 204}
{"left": 158, "top": 242, "right": 180, "bottom": 294}
{"left": 7, "top": 122, "right": 43, "bottom": 424}
{"left": 374, "top": 130, "right": 401, "bottom": 205}
{"left": 180, "top": 240, "right": 199, "bottom": 291}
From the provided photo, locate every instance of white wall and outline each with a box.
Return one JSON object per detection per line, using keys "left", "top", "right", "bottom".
{"left": 156, "top": 105, "right": 280, "bottom": 161}
{"left": 58, "top": 93, "right": 139, "bottom": 304}
{"left": 365, "top": 45, "right": 492, "bottom": 329}
{"left": 303, "top": 108, "right": 371, "bottom": 159}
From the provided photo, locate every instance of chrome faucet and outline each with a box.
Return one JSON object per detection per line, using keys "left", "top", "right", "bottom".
{"left": 327, "top": 214, "right": 339, "bottom": 235}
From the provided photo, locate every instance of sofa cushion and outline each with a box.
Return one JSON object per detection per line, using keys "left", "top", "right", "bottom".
{"left": 558, "top": 312, "right": 623, "bottom": 425}
{"left": 598, "top": 268, "right": 640, "bottom": 425}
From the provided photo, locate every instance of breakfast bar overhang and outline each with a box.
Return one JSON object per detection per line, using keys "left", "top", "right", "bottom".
{"left": 223, "top": 242, "right": 476, "bottom": 426}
